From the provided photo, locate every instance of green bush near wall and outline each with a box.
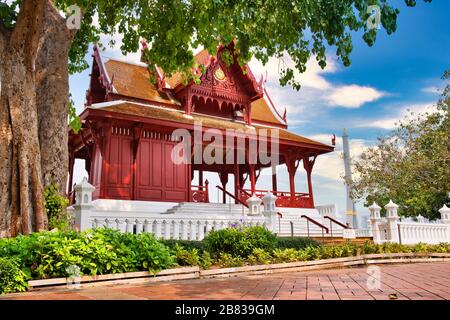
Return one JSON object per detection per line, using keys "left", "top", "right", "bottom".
{"left": 276, "top": 237, "right": 321, "bottom": 250}
{"left": 0, "top": 258, "right": 29, "bottom": 294}
{"left": 0, "top": 226, "right": 449, "bottom": 295}
{"left": 204, "top": 226, "right": 277, "bottom": 258}
{"left": 0, "top": 229, "right": 175, "bottom": 286}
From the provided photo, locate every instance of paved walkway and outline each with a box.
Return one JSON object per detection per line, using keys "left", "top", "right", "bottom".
{"left": 2, "top": 262, "right": 450, "bottom": 300}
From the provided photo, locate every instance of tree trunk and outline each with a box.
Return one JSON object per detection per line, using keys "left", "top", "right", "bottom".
{"left": 36, "top": 1, "right": 75, "bottom": 194}
{"left": 0, "top": 0, "right": 48, "bottom": 236}
{"left": 0, "top": 23, "right": 12, "bottom": 238}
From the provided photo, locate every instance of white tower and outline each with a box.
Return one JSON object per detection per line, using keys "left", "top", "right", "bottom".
{"left": 342, "top": 129, "right": 358, "bottom": 228}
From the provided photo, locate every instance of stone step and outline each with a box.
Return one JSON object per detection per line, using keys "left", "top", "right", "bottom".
{"left": 165, "top": 202, "right": 248, "bottom": 216}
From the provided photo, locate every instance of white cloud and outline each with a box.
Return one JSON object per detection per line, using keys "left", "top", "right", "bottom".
{"left": 358, "top": 102, "right": 437, "bottom": 130}
{"left": 249, "top": 54, "right": 385, "bottom": 114}
{"left": 327, "top": 85, "right": 386, "bottom": 108}
{"left": 421, "top": 86, "right": 442, "bottom": 94}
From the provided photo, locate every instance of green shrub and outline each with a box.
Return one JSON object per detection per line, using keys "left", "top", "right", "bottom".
{"left": 0, "top": 228, "right": 175, "bottom": 280}
{"left": 272, "top": 248, "right": 300, "bottom": 263}
{"left": 216, "top": 253, "right": 245, "bottom": 268}
{"left": 247, "top": 248, "right": 272, "bottom": 265}
{"left": 174, "top": 244, "right": 200, "bottom": 266}
{"left": 0, "top": 258, "right": 28, "bottom": 294}
{"left": 168, "top": 242, "right": 212, "bottom": 269}
{"left": 161, "top": 239, "right": 206, "bottom": 251}
{"left": 204, "top": 226, "right": 277, "bottom": 258}
{"left": 276, "top": 237, "right": 321, "bottom": 250}
{"left": 44, "top": 184, "right": 71, "bottom": 231}
{"left": 199, "top": 251, "right": 213, "bottom": 269}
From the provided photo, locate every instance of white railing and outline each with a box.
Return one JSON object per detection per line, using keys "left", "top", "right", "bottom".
{"left": 354, "top": 229, "right": 373, "bottom": 237}
{"left": 315, "top": 204, "right": 336, "bottom": 218}
{"left": 369, "top": 200, "right": 450, "bottom": 245}
{"left": 398, "top": 222, "right": 449, "bottom": 245}
{"left": 87, "top": 215, "right": 266, "bottom": 241}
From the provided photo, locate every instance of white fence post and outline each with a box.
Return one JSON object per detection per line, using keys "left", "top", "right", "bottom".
{"left": 369, "top": 202, "right": 382, "bottom": 244}
{"left": 72, "top": 178, "right": 95, "bottom": 232}
{"left": 385, "top": 200, "right": 400, "bottom": 243}
{"left": 439, "top": 204, "right": 450, "bottom": 240}
{"left": 262, "top": 192, "right": 278, "bottom": 234}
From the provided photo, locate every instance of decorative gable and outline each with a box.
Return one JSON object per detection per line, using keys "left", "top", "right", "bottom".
{"left": 173, "top": 44, "right": 264, "bottom": 124}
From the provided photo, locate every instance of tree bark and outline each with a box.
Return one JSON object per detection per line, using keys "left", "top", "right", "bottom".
{"left": 36, "top": 1, "right": 75, "bottom": 194}
{"left": 0, "top": 22, "right": 12, "bottom": 238}
{"left": 0, "top": 0, "right": 48, "bottom": 236}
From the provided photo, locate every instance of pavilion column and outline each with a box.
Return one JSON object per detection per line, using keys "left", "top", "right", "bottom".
{"left": 285, "top": 155, "right": 300, "bottom": 207}
{"left": 219, "top": 172, "right": 228, "bottom": 204}
{"left": 249, "top": 164, "right": 256, "bottom": 194}
{"left": 233, "top": 162, "right": 240, "bottom": 204}
{"left": 199, "top": 169, "right": 204, "bottom": 186}
{"left": 303, "top": 155, "right": 317, "bottom": 207}
{"left": 132, "top": 124, "right": 143, "bottom": 200}
{"left": 94, "top": 120, "right": 112, "bottom": 199}
{"left": 271, "top": 165, "right": 277, "bottom": 193}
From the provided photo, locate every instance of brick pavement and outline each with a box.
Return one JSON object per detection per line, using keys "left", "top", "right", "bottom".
{"left": 2, "top": 262, "right": 450, "bottom": 300}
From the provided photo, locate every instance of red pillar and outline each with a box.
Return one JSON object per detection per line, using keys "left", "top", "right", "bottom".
{"left": 132, "top": 125, "right": 143, "bottom": 200}
{"left": 249, "top": 164, "right": 256, "bottom": 194}
{"left": 219, "top": 172, "right": 228, "bottom": 204}
{"left": 303, "top": 155, "right": 316, "bottom": 207}
{"left": 285, "top": 155, "right": 299, "bottom": 207}
{"left": 234, "top": 165, "right": 240, "bottom": 204}
{"left": 271, "top": 165, "right": 277, "bottom": 193}
{"left": 199, "top": 169, "right": 204, "bottom": 186}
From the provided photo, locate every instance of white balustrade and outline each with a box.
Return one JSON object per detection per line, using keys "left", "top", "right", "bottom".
{"left": 315, "top": 204, "right": 336, "bottom": 217}
{"left": 398, "top": 222, "right": 448, "bottom": 244}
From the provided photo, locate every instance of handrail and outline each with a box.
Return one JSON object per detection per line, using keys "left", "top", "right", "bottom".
{"left": 301, "top": 215, "right": 329, "bottom": 234}
{"left": 216, "top": 186, "right": 249, "bottom": 208}
{"left": 240, "top": 189, "right": 252, "bottom": 197}
{"left": 241, "top": 188, "right": 309, "bottom": 197}
{"left": 324, "top": 216, "right": 349, "bottom": 229}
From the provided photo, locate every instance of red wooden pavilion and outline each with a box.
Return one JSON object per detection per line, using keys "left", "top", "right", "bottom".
{"left": 68, "top": 44, "right": 334, "bottom": 209}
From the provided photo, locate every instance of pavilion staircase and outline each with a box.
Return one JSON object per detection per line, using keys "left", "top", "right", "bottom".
{"left": 164, "top": 202, "right": 248, "bottom": 216}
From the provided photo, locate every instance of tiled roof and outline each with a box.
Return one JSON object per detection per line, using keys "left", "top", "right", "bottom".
{"left": 103, "top": 51, "right": 288, "bottom": 128}
{"left": 104, "top": 59, "right": 179, "bottom": 105}
{"left": 90, "top": 101, "right": 332, "bottom": 149}
{"left": 250, "top": 97, "right": 285, "bottom": 126}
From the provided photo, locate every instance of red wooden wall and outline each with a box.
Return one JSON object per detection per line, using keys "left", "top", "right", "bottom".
{"left": 90, "top": 125, "right": 190, "bottom": 202}
{"left": 104, "top": 127, "right": 133, "bottom": 199}
{"left": 136, "top": 130, "right": 189, "bottom": 202}
{"left": 90, "top": 146, "right": 102, "bottom": 200}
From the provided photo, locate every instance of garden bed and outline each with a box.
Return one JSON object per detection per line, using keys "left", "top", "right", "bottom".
{"left": 26, "top": 252, "right": 450, "bottom": 291}
{"left": 1, "top": 227, "right": 449, "bottom": 294}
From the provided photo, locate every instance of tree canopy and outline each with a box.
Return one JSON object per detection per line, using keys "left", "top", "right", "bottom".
{"left": 0, "top": 0, "right": 432, "bottom": 236}
{"left": 1, "top": 0, "right": 431, "bottom": 89}
{"left": 349, "top": 72, "right": 450, "bottom": 219}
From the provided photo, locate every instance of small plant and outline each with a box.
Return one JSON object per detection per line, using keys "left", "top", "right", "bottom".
{"left": 272, "top": 248, "right": 300, "bottom": 263}
{"left": 247, "top": 248, "right": 272, "bottom": 265}
{"left": 44, "top": 183, "right": 71, "bottom": 231}
{"left": 174, "top": 244, "right": 200, "bottom": 266}
{"left": 276, "top": 237, "right": 321, "bottom": 250}
{"left": 162, "top": 239, "right": 206, "bottom": 252}
{"left": 0, "top": 258, "right": 28, "bottom": 294}
{"left": 216, "top": 253, "right": 245, "bottom": 268}
{"left": 204, "top": 226, "right": 277, "bottom": 258}
{"left": 199, "top": 251, "right": 213, "bottom": 269}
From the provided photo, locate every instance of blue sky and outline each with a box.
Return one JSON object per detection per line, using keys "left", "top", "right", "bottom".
{"left": 70, "top": 1, "right": 450, "bottom": 225}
